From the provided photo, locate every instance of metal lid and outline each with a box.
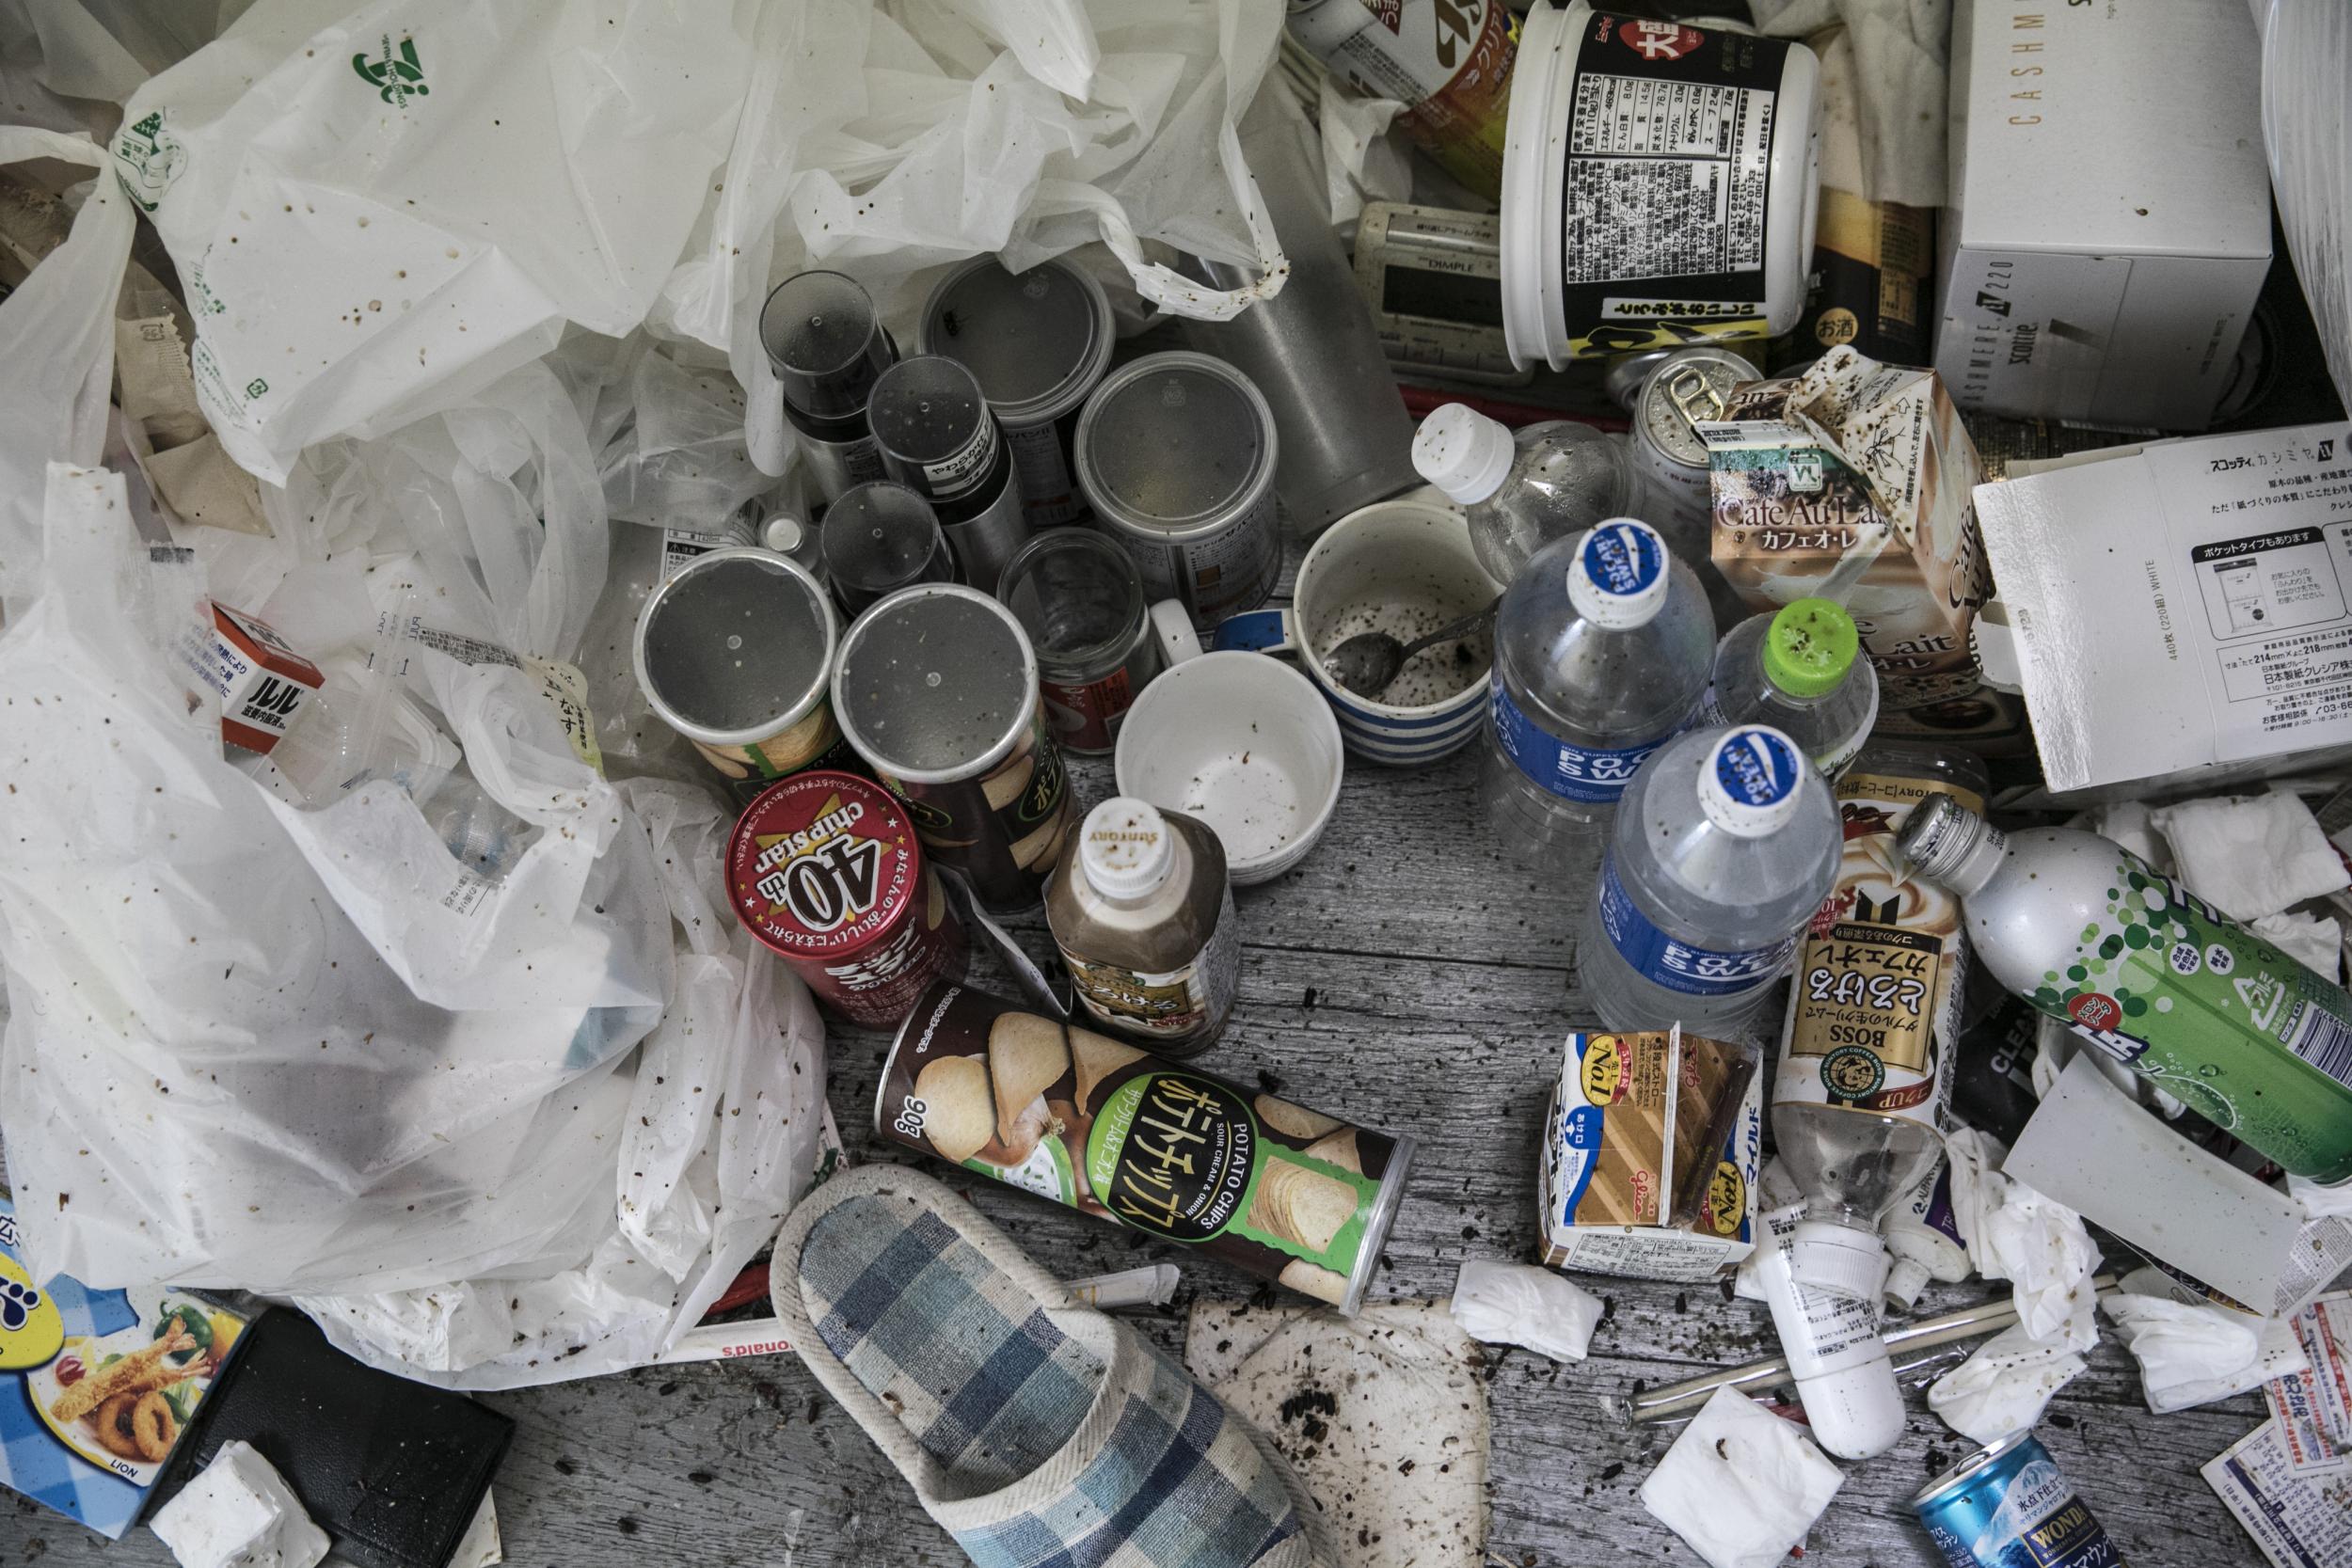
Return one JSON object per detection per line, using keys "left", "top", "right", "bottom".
{"left": 917, "top": 257, "right": 1115, "bottom": 427}
{"left": 728, "top": 771, "right": 919, "bottom": 958}
{"left": 633, "top": 547, "right": 836, "bottom": 747}
{"left": 1075, "top": 351, "right": 1278, "bottom": 545}
{"left": 833, "top": 584, "right": 1041, "bottom": 784}
{"left": 760, "top": 271, "right": 894, "bottom": 419}
{"left": 995, "top": 527, "right": 1146, "bottom": 679}
{"left": 1912, "top": 1431, "right": 2036, "bottom": 1511}
{"left": 1639, "top": 348, "right": 1764, "bottom": 467}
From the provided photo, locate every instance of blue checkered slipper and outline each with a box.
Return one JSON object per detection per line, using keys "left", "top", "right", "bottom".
{"left": 770, "top": 1165, "right": 1335, "bottom": 1568}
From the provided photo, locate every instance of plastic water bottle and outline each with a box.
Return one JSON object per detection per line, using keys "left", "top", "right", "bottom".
{"left": 1413, "top": 403, "right": 1639, "bottom": 585}
{"left": 1579, "top": 724, "right": 1840, "bottom": 1036}
{"left": 1481, "top": 519, "right": 1714, "bottom": 871}
{"left": 1703, "top": 598, "right": 1880, "bottom": 784}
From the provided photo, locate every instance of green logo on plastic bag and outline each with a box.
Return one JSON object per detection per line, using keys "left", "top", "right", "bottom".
{"left": 111, "top": 111, "right": 183, "bottom": 213}
{"left": 353, "top": 34, "right": 430, "bottom": 107}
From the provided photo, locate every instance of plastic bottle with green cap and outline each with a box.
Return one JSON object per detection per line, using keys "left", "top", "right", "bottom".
{"left": 1702, "top": 598, "right": 1880, "bottom": 784}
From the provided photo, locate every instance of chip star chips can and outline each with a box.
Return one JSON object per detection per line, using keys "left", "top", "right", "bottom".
{"left": 728, "top": 771, "right": 967, "bottom": 1028}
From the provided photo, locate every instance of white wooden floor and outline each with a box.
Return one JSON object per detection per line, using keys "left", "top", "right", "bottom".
{"left": 1, "top": 557, "right": 2272, "bottom": 1568}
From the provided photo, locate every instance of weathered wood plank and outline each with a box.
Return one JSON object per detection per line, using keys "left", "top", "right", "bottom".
{"left": 0, "top": 705, "right": 2274, "bottom": 1568}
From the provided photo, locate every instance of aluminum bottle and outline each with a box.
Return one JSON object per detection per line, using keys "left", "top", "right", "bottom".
{"left": 1898, "top": 795, "right": 2352, "bottom": 1184}
{"left": 1482, "top": 519, "right": 1712, "bottom": 873}
{"left": 1578, "top": 723, "right": 1839, "bottom": 1036}
{"left": 1702, "top": 598, "right": 1880, "bottom": 784}
{"left": 1412, "top": 404, "right": 1640, "bottom": 585}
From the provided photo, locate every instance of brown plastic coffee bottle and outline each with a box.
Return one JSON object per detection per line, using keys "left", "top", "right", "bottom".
{"left": 1045, "top": 797, "right": 1239, "bottom": 1054}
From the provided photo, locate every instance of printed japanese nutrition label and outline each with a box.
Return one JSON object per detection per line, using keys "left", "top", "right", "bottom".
{"left": 1564, "top": 74, "right": 1773, "bottom": 285}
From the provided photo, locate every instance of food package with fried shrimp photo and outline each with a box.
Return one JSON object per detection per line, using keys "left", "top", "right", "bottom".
{"left": 0, "top": 1195, "right": 249, "bottom": 1537}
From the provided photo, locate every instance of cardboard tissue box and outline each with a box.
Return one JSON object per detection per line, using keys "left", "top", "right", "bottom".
{"left": 1539, "top": 1028, "right": 1761, "bottom": 1283}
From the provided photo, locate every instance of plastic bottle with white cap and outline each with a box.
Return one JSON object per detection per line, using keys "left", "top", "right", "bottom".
{"left": 1579, "top": 724, "right": 1840, "bottom": 1035}
{"left": 1747, "top": 1159, "right": 1907, "bottom": 1460}
{"left": 1412, "top": 403, "right": 1638, "bottom": 586}
{"left": 1044, "top": 797, "right": 1239, "bottom": 1054}
{"left": 1480, "top": 519, "right": 1715, "bottom": 873}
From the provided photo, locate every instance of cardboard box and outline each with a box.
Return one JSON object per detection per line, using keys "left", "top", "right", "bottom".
{"left": 176, "top": 601, "right": 324, "bottom": 755}
{"left": 0, "top": 1196, "right": 248, "bottom": 1538}
{"left": 1936, "top": 0, "right": 2269, "bottom": 432}
{"left": 1538, "top": 1028, "right": 1761, "bottom": 1282}
{"left": 1972, "top": 420, "right": 2352, "bottom": 800}
{"left": 1703, "top": 345, "right": 1995, "bottom": 711}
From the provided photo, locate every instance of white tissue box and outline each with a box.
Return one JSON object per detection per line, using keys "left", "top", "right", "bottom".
{"left": 1937, "top": 0, "right": 2268, "bottom": 432}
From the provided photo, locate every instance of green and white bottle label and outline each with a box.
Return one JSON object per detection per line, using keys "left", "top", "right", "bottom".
{"left": 2032, "top": 849, "right": 2352, "bottom": 1179}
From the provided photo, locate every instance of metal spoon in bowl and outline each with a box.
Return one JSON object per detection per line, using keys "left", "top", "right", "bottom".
{"left": 1324, "top": 595, "right": 1501, "bottom": 699}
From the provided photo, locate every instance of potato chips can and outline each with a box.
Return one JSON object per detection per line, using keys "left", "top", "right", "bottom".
{"left": 877, "top": 981, "right": 1415, "bottom": 1313}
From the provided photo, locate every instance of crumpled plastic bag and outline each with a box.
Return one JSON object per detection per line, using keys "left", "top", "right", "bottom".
{"left": 1927, "top": 1323, "right": 2086, "bottom": 1446}
{"left": 112, "top": 0, "right": 755, "bottom": 484}
{"left": 2102, "top": 1293, "right": 2310, "bottom": 1415}
{"left": 1946, "top": 1128, "right": 2101, "bottom": 1353}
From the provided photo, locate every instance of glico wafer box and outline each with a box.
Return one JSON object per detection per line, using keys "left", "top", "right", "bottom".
{"left": 1701, "top": 345, "right": 1995, "bottom": 714}
{"left": 1538, "top": 1029, "right": 1762, "bottom": 1282}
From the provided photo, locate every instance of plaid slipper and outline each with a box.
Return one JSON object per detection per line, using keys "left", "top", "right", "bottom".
{"left": 770, "top": 1165, "right": 1334, "bottom": 1568}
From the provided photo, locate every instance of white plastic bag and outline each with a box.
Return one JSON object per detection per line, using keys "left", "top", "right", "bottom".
{"left": 112, "top": 0, "right": 753, "bottom": 483}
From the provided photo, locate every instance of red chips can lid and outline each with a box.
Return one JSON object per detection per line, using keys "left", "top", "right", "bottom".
{"left": 728, "top": 771, "right": 922, "bottom": 959}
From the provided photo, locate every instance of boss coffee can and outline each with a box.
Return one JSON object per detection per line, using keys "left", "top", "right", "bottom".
{"left": 728, "top": 770, "right": 967, "bottom": 1028}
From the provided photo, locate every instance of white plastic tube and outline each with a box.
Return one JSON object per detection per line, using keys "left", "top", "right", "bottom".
{"left": 1752, "top": 1201, "right": 1905, "bottom": 1458}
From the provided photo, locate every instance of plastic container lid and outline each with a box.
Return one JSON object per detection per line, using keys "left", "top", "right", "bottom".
{"left": 1700, "top": 727, "right": 1806, "bottom": 838}
{"left": 1565, "top": 519, "right": 1670, "bottom": 628}
{"left": 820, "top": 483, "right": 946, "bottom": 598}
{"left": 1790, "top": 1218, "right": 1889, "bottom": 1302}
{"left": 916, "top": 257, "right": 1115, "bottom": 428}
{"left": 1794, "top": 1354, "right": 1906, "bottom": 1462}
{"left": 1074, "top": 352, "right": 1278, "bottom": 544}
{"left": 1764, "top": 598, "right": 1860, "bottom": 698}
{"left": 1883, "top": 1256, "right": 1932, "bottom": 1311}
{"left": 1412, "top": 404, "right": 1516, "bottom": 506}
{"left": 759, "top": 271, "right": 894, "bottom": 419}
{"left": 633, "top": 547, "right": 837, "bottom": 747}
{"left": 1079, "top": 798, "right": 1176, "bottom": 901}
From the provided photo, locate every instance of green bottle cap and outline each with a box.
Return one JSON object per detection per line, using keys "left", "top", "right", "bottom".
{"left": 1762, "top": 598, "right": 1858, "bottom": 698}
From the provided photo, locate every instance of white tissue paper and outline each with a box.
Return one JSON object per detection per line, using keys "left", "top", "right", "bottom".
{"left": 1746, "top": 0, "right": 1949, "bottom": 207}
{"left": 2148, "top": 794, "right": 2351, "bottom": 922}
{"left": 150, "top": 1441, "right": 330, "bottom": 1568}
{"left": 2102, "top": 1293, "right": 2311, "bottom": 1415}
{"left": 1927, "top": 1324, "right": 2087, "bottom": 1447}
{"left": 1450, "top": 1260, "right": 1605, "bottom": 1362}
{"left": 2079, "top": 799, "right": 2175, "bottom": 874}
{"left": 1640, "top": 1386, "right": 1844, "bottom": 1568}
{"left": 1945, "top": 1129, "right": 2101, "bottom": 1353}
{"left": 2290, "top": 1173, "right": 2352, "bottom": 1220}
{"left": 2252, "top": 910, "right": 2344, "bottom": 979}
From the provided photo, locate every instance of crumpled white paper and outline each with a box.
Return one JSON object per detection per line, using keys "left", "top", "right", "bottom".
{"left": 2291, "top": 1172, "right": 2352, "bottom": 1220}
{"left": 1946, "top": 1129, "right": 2101, "bottom": 1353}
{"left": 1927, "top": 1323, "right": 2087, "bottom": 1446}
{"left": 2102, "top": 1293, "right": 2311, "bottom": 1414}
{"left": 2078, "top": 799, "right": 2175, "bottom": 874}
{"left": 1640, "top": 1386, "right": 1844, "bottom": 1568}
{"left": 2149, "top": 792, "right": 2350, "bottom": 922}
{"left": 150, "top": 1442, "right": 330, "bottom": 1568}
{"left": 1450, "top": 1260, "right": 1604, "bottom": 1363}
{"left": 2252, "top": 909, "right": 2344, "bottom": 979}
{"left": 1747, "top": 0, "right": 1948, "bottom": 207}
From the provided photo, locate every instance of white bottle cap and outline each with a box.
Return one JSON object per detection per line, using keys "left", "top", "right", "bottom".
{"left": 1789, "top": 1218, "right": 1889, "bottom": 1302}
{"left": 762, "top": 515, "right": 807, "bottom": 554}
{"left": 1412, "top": 404, "right": 1516, "bottom": 506}
{"left": 1699, "top": 726, "right": 1806, "bottom": 838}
{"left": 1565, "top": 519, "right": 1671, "bottom": 628}
{"left": 1794, "top": 1354, "right": 1906, "bottom": 1460}
{"left": 1079, "top": 797, "right": 1175, "bottom": 901}
{"left": 1883, "top": 1256, "right": 1931, "bottom": 1311}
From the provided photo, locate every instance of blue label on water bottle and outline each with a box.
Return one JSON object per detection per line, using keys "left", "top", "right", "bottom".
{"left": 1596, "top": 855, "right": 1799, "bottom": 997}
{"left": 1490, "top": 681, "right": 1662, "bottom": 804}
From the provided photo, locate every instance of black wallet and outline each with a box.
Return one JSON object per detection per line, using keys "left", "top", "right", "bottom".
{"left": 149, "top": 1307, "right": 512, "bottom": 1568}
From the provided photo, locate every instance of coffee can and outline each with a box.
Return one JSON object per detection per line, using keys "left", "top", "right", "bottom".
{"left": 996, "top": 528, "right": 1160, "bottom": 755}
{"left": 634, "top": 547, "right": 848, "bottom": 798}
{"left": 832, "top": 583, "right": 1077, "bottom": 911}
{"left": 867, "top": 356, "right": 1031, "bottom": 594}
{"left": 728, "top": 770, "right": 967, "bottom": 1028}
{"left": 1074, "top": 351, "right": 1282, "bottom": 629}
{"left": 917, "top": 257, "right": 1115, "bottom": 528}
{"left": 760, "top": 271, "right": 898, "bottom": 504}
{"left": 877, "top": 981, "right": 1416, "bottom": 1313}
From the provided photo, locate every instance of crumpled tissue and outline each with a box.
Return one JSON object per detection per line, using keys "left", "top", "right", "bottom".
{"left": 1946, "top": 1129, "right": 2101, "bottom": 1353}
{"left": 1450, "top": 1260, "right": 1605, "bottom": 1362}
{"left": 1747, "top": 0, "right": 1949, "bottom": 207}
{"left": 2079, "top": 799, "right": 2174, "bottom": 874}
{"left": 2252, "top": 910, "right": 2344, "bottom": 979}
{"left": 2148, "top": 793, "right": 2349, "bottom": 922}
{"left": 1640, "top": 1386, "right": 1844, "bottom": 1568}
{"left": 150, "top": 1441, "right": 330, "bottom": 1568}
{"left": 2102, "top": 1293, "right": 2310, "bottom": 1414}
{"left": 1927, "top": 1323, "right": 2087, "bottom": 1446}
{"left": 2291, "top": 1172, "right": 2352, "bottom": 1220}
